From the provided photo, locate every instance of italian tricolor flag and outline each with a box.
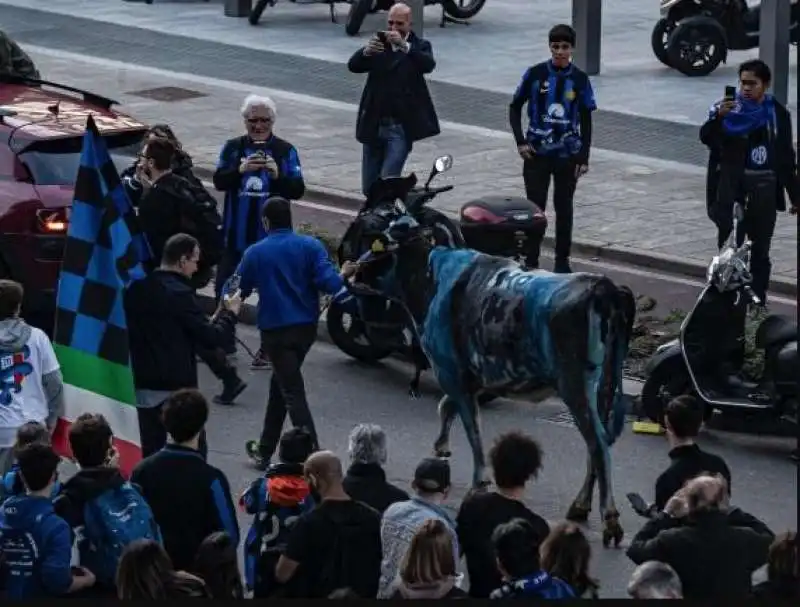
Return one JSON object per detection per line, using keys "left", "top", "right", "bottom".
{"left": 51, "top": 116, "right": 150, "bottom": 477}
{"left": 51, "top": 345, "right": 141, "bottom": 478}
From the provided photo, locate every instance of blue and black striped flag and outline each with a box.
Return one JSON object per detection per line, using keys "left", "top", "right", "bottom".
{"left": 52, "top": 115, "right": 151, "bottom": 476}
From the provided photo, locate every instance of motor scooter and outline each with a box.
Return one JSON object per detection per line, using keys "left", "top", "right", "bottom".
{"left": 640, "top": 199, "right": 798, "bottom": 428}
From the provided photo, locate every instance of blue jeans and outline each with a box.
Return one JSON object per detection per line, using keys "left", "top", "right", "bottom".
{"left": 361, "top": 122, "right": 411, "bottom": 196}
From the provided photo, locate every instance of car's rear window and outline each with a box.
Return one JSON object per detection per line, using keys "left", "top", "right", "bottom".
{"left": 19, "top": 141, "right": 140, "bottom": 186}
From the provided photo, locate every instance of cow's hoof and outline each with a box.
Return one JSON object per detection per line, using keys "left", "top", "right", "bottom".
{"left": 602, "top": 510, "right": 624, "bottom": 548}
{"left": 408, "top": 387, "right": 421, "bottom": 399}
{"left": 566, "top": 503, "right": 591, "bottom": 522}
{"left": 433, "top": 445, "right": 451, "bottom": 458}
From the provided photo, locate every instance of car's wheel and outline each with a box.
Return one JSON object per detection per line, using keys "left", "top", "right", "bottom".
{"left": 441, "top": 0, "right": 487, "bottom": 20}
{"left": 666, "top": 23, "right": 726, "bottom": 77}
{"left": 346, "top": 0, "right": 373, "bottom": 36}
{"left": 326, "top": 300, "right": 393, "bottom": 362}
{"left": 651, "top": 18, "right": 675, "bottom": 67}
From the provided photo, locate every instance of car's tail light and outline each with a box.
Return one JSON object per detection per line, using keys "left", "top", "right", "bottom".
{"left": 461, "top": 206, "right": 504, "bottom": 224}
{"left": 35, "top": 208, "right": 69, "bottom": 234}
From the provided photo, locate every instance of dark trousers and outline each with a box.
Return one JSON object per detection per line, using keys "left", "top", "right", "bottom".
{"left": 257, "top": 323, "right": 319, "bottom": 460}
{"left": 137, "top": 402, "right": 208, "bottom": 459}
{"left": 522, "top": 155, "right": 578, "bottom": 265}
{"left": 196, "top": 342, "right": 238, "bottom": 385}
{"left": 713, "top": 175, "right": 778, "bottom": 303}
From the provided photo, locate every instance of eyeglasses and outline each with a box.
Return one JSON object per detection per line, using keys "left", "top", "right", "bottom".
{"left": 387, "top": 20, "right": 406, "bottom": 26}
{"left": 247, "top": 117, "right": 272, "bottom": 125}
{"left": 550, "top": 43, "right": 572, "bottom": 51}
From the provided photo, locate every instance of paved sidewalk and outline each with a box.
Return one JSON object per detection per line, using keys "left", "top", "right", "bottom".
{"left": 23, "top": 47, "right": 798, "bottom": 289}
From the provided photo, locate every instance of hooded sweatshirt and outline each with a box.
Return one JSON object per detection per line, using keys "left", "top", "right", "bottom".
{"left": 0, "top": 318, "right": 64, "bottom": 449}
{"left": 0, "top": 494, "right": 73, "bottom": 599}
{"left": 240, "top": 462, "right": 314, "bottom": 594}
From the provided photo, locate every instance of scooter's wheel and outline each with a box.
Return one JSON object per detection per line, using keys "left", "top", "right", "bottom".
{"left": 326, "top": 301, "right": 394, "bottom": 362}
{"left": 666, "top": 22, "right": 726, "bottom": 77}
{"left": 345, "top": 0, "right": 373, "bottom": 36}
{"left": 442, "top": 0, "right": 487, "bottom": 20}
{"left": 249, "top": 0, "right": 270, "bottom": 26}
{"left": 640, "top": 357, "right": 694, "bottom": 423}
{"left": 651, "top": 18, "right": 675, "bottom": 67}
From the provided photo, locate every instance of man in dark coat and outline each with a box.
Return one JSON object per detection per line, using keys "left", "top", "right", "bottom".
{"left": 347, "top": 2, "right": 440, "bottom": 197}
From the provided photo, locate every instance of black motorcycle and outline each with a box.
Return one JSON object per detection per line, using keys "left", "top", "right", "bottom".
{"left": 346, "top": 0, "right": 487, "bottom": 36}
{"left": 640, "top": 200, "right": 798, "bottom": 429}
{"left": 653, "top": 0, "right": 800, "bottom": 76}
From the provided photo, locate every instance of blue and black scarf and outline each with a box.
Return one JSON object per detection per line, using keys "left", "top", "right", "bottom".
{"left": 717, "top": 93, "right": 776, "bottom": 137}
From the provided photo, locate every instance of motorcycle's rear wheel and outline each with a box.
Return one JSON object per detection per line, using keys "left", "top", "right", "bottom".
{"left": 326, "top": 300, "right": 394, "bottom": 362}
{"left": 346, "top": 0, "right": 373, "bottom": 36}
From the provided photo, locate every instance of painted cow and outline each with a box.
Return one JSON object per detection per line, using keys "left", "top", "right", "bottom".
{"left": 399, "top": 246, "right": 635, "bottom": 547}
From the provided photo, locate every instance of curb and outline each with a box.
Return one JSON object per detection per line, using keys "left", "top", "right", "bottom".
{"left": 195, "top": 293, "right": 646, "bottom": 399}
{"left": 194, "top": 166, "right": 797, "bottom": 298}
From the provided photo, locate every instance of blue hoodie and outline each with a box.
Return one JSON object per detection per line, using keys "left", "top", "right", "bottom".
{"left": 0, "top": 494, "right": 73, "bottom": 599}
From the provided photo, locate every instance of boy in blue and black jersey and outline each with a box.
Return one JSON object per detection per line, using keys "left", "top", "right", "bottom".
{"left": 509, "top": 24, "right": 597, "bottom": 273}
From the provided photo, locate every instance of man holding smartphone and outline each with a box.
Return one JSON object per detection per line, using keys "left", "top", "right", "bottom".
{"left": 347, "top": 2, "right": 440, "bottom": 197}
{"left": 700, "top": 59, "right": 798, "bottom": 305}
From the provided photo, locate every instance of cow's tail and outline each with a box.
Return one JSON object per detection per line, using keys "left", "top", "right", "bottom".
{"left": 592, "top": 279, "right": 635, "bottom": 446}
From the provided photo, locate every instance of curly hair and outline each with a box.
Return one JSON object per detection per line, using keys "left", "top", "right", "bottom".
{"left": 489, "top": 431, "right": 543, "bottom": 489}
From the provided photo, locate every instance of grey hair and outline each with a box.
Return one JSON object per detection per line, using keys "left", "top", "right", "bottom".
{"left": 627, "top": 561, "right": 683, "bottom": 599}
{"left": 348, "top": 424, "right": 388, "bottom": 465}
{"left": 240, "top": 94, "right": 277, "bottom": 121}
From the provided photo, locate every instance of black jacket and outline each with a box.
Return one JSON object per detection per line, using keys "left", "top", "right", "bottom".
{"left": 125, "top": 269, "right": 237, "bottom": 391}
{"left": 700, "top": 98, "right": 798, "bottom": 213}
{"left": 130, "top": 444, "right": 240, "bottom": 571}
{"left": 342, "top": 463, "right": 409, "bottom": 514}
{"left": 654, "top": 443, "right": 732, "bottom": 511}
{"left": 627, "top": 509, "right": 774, "bottom": 599}
{"left": 347, "top": 32, "right": 440, "bottom": 145}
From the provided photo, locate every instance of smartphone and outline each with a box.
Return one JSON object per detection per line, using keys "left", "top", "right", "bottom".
{"left": 376, "top": 30, "right": 388, "bottom": 45}
{"left": 724, "top": 85, "right": 736, "bottom": 101}
{"left": 626, "top": 492, "right": 651, "bottom": 515}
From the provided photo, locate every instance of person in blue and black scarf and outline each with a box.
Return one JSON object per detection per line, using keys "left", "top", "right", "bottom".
{"left": 509, "top": 24, "right": 597, "bottom": 274}
{"left": 212, "top": 95, "right": 306, "bottom": 369}
{"left": 700, "top": 59, "right": 798, "bottom": 306}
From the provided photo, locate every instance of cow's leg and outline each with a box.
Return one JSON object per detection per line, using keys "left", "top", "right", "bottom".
{"left": 593, "top": 422, "right": 622, "bottom": 548}
{"left": 457, "top": 392, "right": 490, "bottom": 488}
{"left": 566, "top": 451, "right": 595, "bottom": 522}
{"left": 433, "top": 395, "right": 457, "bottom": 457}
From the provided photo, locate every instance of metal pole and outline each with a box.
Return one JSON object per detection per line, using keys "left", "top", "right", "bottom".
{"left": 759, "top": 0, "right": 790, "bottom": 105}
{"left": 407, "top": 0, "right": 424, "bottom": 38}
{"left": 571, "top": 0, "right": 602, "bottom": 75}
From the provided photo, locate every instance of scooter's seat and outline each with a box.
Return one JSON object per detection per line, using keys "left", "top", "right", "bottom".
{"left": 755, "top": 314, "right": 797, "bottom": 350}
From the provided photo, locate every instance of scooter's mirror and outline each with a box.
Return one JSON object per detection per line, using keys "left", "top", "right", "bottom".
{"left": 434, "top": 154, "right": 453, "bottom": 174}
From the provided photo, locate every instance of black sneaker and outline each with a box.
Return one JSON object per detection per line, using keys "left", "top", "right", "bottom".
{"left": 245, "top": 439, "right": 269, "bottom": 471}
{"left": 213, "top": 379, "right": 247, "bottom": 406}
{"left": 250, "top": 349, "right": 271, "bottom": 371}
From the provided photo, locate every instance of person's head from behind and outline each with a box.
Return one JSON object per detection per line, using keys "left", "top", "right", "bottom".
{"left": 141, "top": 136, "right": 175, "bottom": 179}
{"left": 766, "top": 531, "right": 798, "bottom": 587}
{"left": 412, "top": 457, "right": 450, "bottom": 503}
{"left": 16, "top": 442, "right": 60, "bottom": 496}
{"left": 262, "top": 196, "right": 292, "bottom": 232}
{"left": 539, "top": 522, "right": 596, "bottom": 595}
{"left": 304, "top": 450, "right": 344, "bottom": 498}
{"left": 0, "top": 279, "right": 23, "bottom": 321}
{"left": 147, "top": 123, "right": 181, "bottom": 149}
{"left": 387, "top": 2, "right": 412, "bottom": 36}
{"left": 548, "top": 24, "right": 576, "bottom": 68}
{"left": 489, "top": 431, "right": 543, "bottom": 492}
{"left": 162, "top": 388, "right": 208, "bottom": 449}
{"left": 684, "top": 473, "right": 729, "bottom": 516}
{"left": 278, "top": 426, "right": 316, "bottom": 465}
{"left": 492, "top": 518, "right": 543, "bottom": 581}
{"left": 738, "top": 59, "right": 771, "bottom": 102}
{"left": 348, "top": 423, "right": 388, "bottom": 467}
{"left": 664, "top": 395, "right": 703, "bottom": 446}
{"left": 627, "top": 561, "right": 683, "bottom": 599}
{"left": 161, "top": 233, "right": 201, "bottom": 278}
{"left": 69, "top": 412, "right": 114, "bottom": 468}
{"left": 193, "top": 532, "right": 244, "bottom": 599}
{"left": 241, "top": 94, "right": 276, "bottom": 141}
{"left": 13, "top": 421, "right": 50, "bottom": 458}
{"left": 117, "top": 538, "right": 209, "bottom": 599}
{"left": 400, "top": 519, "right": 457, "bottom": 586}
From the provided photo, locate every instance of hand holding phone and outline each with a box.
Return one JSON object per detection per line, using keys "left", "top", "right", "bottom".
{"left": 626, "top": 492, "right": 651, "bottom": 516}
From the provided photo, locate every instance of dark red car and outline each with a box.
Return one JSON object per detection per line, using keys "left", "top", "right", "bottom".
{"left": 0, "top": 75, "right": 147, "bottom": 334}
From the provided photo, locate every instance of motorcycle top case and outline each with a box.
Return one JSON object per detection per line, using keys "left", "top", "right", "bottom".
{"left": 459, "top": 195, "right": 547, "bottom": 257}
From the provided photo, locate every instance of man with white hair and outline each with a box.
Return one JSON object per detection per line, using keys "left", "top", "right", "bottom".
{"left": 342, "top": 424, "right": 408, "bottom": 513}
{"left": 212, "top": 94, "right": 305, "bottom": 369}
{"left": 627, "top": 561, "right": 683, "bottom": 599}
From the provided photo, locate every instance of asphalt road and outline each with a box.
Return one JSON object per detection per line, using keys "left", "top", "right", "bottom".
{"left": 196, "top": 324, "right": 795, "bottom": 599}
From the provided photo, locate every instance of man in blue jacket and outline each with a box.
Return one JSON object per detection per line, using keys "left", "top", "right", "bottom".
{"left": 237, "top": 197, "right": 357, "bottom": 470}
{"left": 0, "top": 443, "right": 96, "bottom": 599}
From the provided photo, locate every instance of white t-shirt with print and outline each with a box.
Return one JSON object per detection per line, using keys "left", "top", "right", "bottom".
{"left": 0, "top": 328, "right": 60, "bottom": 448}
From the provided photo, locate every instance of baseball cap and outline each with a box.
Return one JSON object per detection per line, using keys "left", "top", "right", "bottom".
{"left": 413, "top": 458, "right": 451, "bottom": 493}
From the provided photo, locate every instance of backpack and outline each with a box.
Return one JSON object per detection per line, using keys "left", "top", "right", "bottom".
{"left": 79, "top": 483, "right": 162, "bottom": 586}
{"left": 0, "top": 511, "right": 56, "bottom": 599}
{"left": 175, "top": 175, "right": 224, "bottom": 267}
